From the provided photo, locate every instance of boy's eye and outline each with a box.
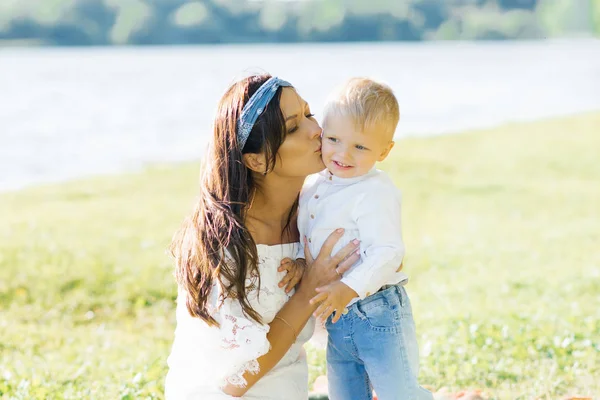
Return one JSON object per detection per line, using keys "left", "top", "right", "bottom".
{"left": 327, "top": 137, "right": 338, "bottom": 143}
{"left": 355, "top": 145, "right": 367, "bottom": 150}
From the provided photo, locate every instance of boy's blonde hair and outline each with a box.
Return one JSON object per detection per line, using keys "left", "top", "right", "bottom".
{"left": 323, "top": 77, "right": 400, "bottom": 138}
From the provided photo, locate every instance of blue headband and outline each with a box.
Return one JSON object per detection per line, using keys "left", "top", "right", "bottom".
{"left": 237, "top": 77, "right": 292, "bottom": 150}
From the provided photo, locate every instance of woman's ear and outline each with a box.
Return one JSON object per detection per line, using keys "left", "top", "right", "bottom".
{"left": 377, "top": 141, "right": 395, "bottom": 162}
{"left": 243, "top": 153, "right": 268, "bottom": 174}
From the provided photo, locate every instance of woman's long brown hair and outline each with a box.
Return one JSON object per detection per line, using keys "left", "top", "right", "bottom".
{"left": 170, "top": 74, "right": 296, "bottom": 326}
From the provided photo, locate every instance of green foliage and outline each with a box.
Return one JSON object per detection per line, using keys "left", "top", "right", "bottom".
{"left": 108, "top": 0, "right": 152, "bottom": 44}
{"left": 294, "top": 0, "right": 345, "bottom": 35}
{"left": 536, "top": 0, "right": 595, "bottom": 37}
{"left": 594, "top": 0, "right": 600, "bottom": 34}
{"left": 446, "top": 4, "right": 543, "bottom": 40}
{"left": 258, "top": 2, "right": 288, "bottom": 32}
{"left": 171, "top": 2, "right": 209, "bottom": 28}
{"left": 1, "top": 112, "right": 599, "bottom": 398}
{"left": 0, "top": 0, "right": 596, "bottom": 45}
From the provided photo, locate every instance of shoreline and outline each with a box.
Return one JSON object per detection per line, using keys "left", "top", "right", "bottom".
{"left": 3, "top": 109, "right": 599, "bottom": 195}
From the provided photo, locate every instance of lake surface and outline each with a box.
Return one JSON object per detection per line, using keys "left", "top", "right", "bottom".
{"left": 1, "top": 39, "right": 599, "bottom": 191}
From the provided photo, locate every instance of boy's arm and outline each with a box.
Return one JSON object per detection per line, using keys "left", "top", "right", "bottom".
{"left": 295, "top": 242, "right": 306, "bottom": 261}
{"left": 278, "top": 257, "right": 305, "bottom": 293}
{"left": 340, "top": 189, "right": 405, "bottom": 300}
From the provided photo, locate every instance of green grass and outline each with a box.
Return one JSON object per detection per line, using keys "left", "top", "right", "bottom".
{"left": 1, "top": 112, "right": 599, "bottom": 399}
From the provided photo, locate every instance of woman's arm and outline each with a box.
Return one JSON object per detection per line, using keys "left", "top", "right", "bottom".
{"left": 221, "top": 229, "right": 360, "bottom": 397}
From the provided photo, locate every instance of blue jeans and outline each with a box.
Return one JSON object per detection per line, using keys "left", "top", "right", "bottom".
{"left": 325, "top": 284, "right": 433, "bottom": 400}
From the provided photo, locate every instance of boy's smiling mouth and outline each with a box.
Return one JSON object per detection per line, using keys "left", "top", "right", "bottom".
{"left": 332, "top": 160, "right": 353, "bottom": 169}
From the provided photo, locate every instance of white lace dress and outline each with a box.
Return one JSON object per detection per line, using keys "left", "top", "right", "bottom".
{"left": 165, "top": 243, "right": 315, "bottom": 400}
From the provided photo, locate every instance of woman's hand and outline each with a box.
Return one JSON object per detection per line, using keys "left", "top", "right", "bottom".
{"left": 296, "top": 228, "right": 360, "bottom": 300}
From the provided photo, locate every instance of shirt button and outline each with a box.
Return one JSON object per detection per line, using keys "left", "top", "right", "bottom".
{"left": 310, "top": 214, "right": 315, "bottom": 219}
{"left": 342, "top": 308, "right": 349, "bottom": 315}
{"left": 314, "top": 195, "right": 319, "bottom": 199}
{"left": 308, "top": 238, "right": 312, "bottom": 243}
{"left": 329, "top": 176, "right": 332, "bottom": 181}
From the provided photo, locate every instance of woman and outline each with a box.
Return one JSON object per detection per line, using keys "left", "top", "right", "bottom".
{"left": 165, "top": 74, "right": 360, "bottom": 399}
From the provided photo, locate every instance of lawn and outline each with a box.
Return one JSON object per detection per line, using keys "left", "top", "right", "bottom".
{"left": 1, "top": 112, "right": 599, "bottom": 399}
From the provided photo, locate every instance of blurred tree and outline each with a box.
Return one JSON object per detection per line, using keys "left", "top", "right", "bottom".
{"left": 593, "top": 0, "right": 600, "bottom": 35}
{"left": 413, "top": 0, "right": 450, "bottom": 31}
{"left": 27, "top": 0, "right": 78, "bottom": 26}
{"left": 0, "top": 0, "right": 594, "bottom": 45}
{"left": 497, "top": 0, "right": 537, "bottom": 10}
{"left": 430, "top": 19, "right": 461, "bottom": 40}
{"left": 172, "top": 2, "right": 209, "bottom": 27}
{"left": 536, "top": 0, "right": 593, "bottom": 36}
{"left": 3, "top": 18, "right": 48, "bottom": 43}
{"left": 459, "top": 4, "right": 514, "bottom": 40}
{"left": 346, "top": 0, "right": 410, "bottom": 17}
{"left": 297, "top": 0, "right": 345, "bottom": 36}
{"left": 0, "top": 0, "right": 103, "bottom": 45}
{"left": 105, "top": 0, "right": 152, "bottom": 44}
{"left": 70, "top": 0, "right": 117, "bottom": 44}
{"left": 258, "top": 1, "right": 288, "bottom": 32}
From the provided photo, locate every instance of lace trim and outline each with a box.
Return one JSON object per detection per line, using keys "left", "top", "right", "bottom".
{"left": 216, "top": 246, "right": 297, "bottom": 388}
{"left": 223, "top": 359, "right": 260, "bottom": 388}
{"left": 219, "top": 313, "right": 271, "bottom": 388}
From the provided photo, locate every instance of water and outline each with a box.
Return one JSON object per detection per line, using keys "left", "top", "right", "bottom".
{"left": 1, "top": 39, "right": 599, "bottom": 191}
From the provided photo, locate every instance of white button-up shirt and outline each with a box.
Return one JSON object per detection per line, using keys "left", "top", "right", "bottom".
{"left": 297, "top": 168, "right": 408, "bottom": 304}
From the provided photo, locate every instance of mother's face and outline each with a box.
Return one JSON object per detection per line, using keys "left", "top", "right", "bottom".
{"left": 272, "top": 87, "right": 324, "bottom": 178}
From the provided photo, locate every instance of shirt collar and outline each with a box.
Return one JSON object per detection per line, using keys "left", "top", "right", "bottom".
{"left": 318, "top": 167, "right": 377, "bottom": 186}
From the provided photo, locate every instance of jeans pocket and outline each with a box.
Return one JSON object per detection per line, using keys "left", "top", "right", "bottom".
{"left": 357, "top": 297, "right": 401, "bottom": 333}
{"left": 397, "top": 286, "right": 414, "bottom": 318}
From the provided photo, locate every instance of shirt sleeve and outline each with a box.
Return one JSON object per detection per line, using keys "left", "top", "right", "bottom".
{"left": 217, "top": 290, "right": 271, "bottom": 388}
{"left": 295, "top": 176, "right": 315, "bottom": 261}
{"left": 340, "top": 188, "right": 405, "bottom": 300}
{"left": 166, "top": 286, "right": 271, "bottom": 395}
{"left": 295, "top": 243, "right": 305, "bottom": 261}
{"left": 295, "top": 208, "right": 307, "bottom": 260}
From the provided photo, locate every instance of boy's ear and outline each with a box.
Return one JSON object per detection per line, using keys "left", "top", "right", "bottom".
{"left": 377, "top": 141, "right": 395, "bottom": 161}
{"left": 243, "top": 153, "right": 268, "bottom": 174}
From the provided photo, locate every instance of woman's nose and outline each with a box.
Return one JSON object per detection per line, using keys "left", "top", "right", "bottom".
{"left": 308, "top": 120, "right": 322, "bottom": 139}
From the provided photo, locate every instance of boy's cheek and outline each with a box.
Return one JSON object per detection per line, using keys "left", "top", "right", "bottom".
{"left": 320, "top": 144, "right": 334, "bottom": 162}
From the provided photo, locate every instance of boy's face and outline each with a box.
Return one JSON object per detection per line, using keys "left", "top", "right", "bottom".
{"left": 321, "top": 115, "right": 394, "bottom": 179}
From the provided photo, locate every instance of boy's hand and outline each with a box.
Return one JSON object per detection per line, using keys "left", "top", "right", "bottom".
{"left": 309, "top": 281, "right": 358, "bottom": 324}
{"left": 278, "top": 258, "right": 306, "bottom": 293}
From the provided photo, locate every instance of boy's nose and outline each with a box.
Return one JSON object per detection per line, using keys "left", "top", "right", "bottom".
{"left": 338, "top": 147, "right": 351, "bottom": 158}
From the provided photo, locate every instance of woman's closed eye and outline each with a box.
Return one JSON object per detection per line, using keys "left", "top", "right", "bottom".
{"left": 355, "top": 144, "right": 368, "bottom": 150}
{"left": 288, "top": 113, "right": 316, "bottom": 134}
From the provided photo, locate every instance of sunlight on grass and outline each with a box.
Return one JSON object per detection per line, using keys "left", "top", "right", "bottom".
{"left": 1, "top": 112, "right": 599, "bottom": 399}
